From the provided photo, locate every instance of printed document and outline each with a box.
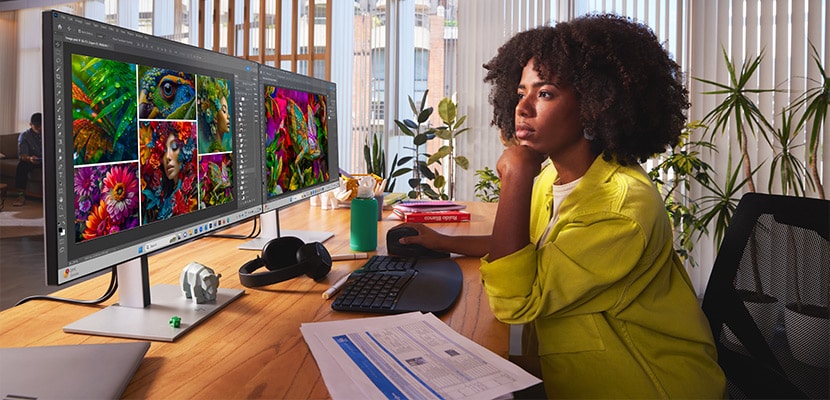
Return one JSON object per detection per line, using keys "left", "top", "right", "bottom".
{"left": 301, "top": 312, "right": 541, "bottom": 400}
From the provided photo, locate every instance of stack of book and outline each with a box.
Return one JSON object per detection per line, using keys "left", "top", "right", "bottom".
{"left": 391, "top": 200, "right": 471, "bottom": 223}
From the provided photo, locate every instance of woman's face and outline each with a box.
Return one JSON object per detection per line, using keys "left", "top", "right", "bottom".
{"left": 514, "top": 58, "right": 584, "bottom": 160}
{"left": 163, "top": 134, "right": 181, "bottom": 181}
{"left": 216, "top": 96, "right": 230, "bottom": 136}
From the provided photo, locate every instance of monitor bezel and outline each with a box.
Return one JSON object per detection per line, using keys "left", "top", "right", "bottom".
{"left": 258, "top": 64, "right": 341, "bottom": 214}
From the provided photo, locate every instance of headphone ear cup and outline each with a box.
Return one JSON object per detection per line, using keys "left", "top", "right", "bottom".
{"left": 261, "top": 236, "right": 305, "bottom": 270}
{"left": 298, "top": 242, "right": 332, "bottom": 280}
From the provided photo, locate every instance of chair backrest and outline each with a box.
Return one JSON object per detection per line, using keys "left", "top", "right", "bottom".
{"left": 701, "top": 192, "right": 829, "bottom": 399}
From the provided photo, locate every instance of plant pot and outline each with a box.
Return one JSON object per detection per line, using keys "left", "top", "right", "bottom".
{"left": 784, "top": 303, "right": 829, "bottom": 368}
{"left": 723, "top": 291, "right": 779, "bottom": 346}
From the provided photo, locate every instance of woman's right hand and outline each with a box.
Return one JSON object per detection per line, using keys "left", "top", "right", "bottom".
{"left": 396, "top": 223, "right": 446, "bottom": 250}
{"left": 396, "top": 223, "right": 490, "bottom": 258}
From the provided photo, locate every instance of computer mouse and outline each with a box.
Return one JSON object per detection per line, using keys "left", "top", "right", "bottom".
{"left": 386, "top": 226, "right": 451, "bottom": 259}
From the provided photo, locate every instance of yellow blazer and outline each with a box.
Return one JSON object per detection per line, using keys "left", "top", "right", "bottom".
{"left": 480, "top": 156, "right": 725, "bottom": 399}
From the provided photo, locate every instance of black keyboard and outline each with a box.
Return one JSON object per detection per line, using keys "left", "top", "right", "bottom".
{"left": 331, "top": 255, "right": 462, "bottom": 314}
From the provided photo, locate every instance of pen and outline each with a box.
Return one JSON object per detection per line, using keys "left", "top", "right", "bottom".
{"left": 330, "top": 252, "right": 368, "bottom": 261}
{"left": 322, "top": 273, "right": 351, "bottom": 299}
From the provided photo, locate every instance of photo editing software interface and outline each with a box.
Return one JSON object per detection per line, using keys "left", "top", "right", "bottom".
{"left": 259, "top": 64, "right": 340, "bottom": 213}
{"left": 43, "top": 10, "right": 263, "bottom": 286}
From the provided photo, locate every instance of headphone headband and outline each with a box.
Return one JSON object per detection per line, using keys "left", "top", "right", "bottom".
{"left": 237, "top": 236, "right": 331, "bottom": 288}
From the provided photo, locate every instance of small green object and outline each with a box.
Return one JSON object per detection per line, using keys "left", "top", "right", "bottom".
{"left": 169, "top": 316, "right": 182, "bottom": 328}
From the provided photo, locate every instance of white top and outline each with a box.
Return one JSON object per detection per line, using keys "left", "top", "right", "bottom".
{"left": 537, "top": 177, "right": 582, "bottom": 247}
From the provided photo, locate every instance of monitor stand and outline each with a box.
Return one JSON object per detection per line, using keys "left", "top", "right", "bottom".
{"left": 238, "top": 208, "right": 334, "bottom": 250}
{"left": 63, "top": 256, "right": 244, "bottom": 342}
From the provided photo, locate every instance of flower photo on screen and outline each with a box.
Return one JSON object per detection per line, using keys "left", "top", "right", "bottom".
{"left": 73, "top": 163, "right": 140, "bottom": 242}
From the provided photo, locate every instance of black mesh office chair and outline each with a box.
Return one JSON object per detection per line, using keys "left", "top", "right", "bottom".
{"left": 701, "top": 193, "right": 829, "bottom": 399}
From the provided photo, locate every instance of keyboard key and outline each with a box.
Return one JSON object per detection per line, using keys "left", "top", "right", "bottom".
{"left": 332, "top": 256, "right": 417, "bottom": 312}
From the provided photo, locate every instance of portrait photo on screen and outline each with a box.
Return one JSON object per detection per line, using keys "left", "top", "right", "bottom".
{"left": 197, "top": 76, "right": 232, "bottom": 153}
{"left": 71, "top": 54, "right": 138, "bottom": 165}
{"left": 137, "top": 66, "right": 196, "bottom": 120}
{"left": 139, "top": 120, "right": 199, "bottom": 223}
{"left": 263, "top": 85, "right": 329, "bottom": 198}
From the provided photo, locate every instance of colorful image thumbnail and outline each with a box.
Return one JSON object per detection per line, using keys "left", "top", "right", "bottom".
{"left": 73, "top": 163, "right": 140, "bottom": 243}
{"left": 137, "top": 66, "right": 196, "bottom": 120}
{"left": 263, "top": 85, "right": 329, "bottom": 197}
{"left": 71, "top": 55, "right": 138, "bottom": 165}
{"left": 140, "top": 121, "right": 198, "bottom": 223}
{"left": 197, "top": 76, "right": 232, "bottom": 153}
{"left": 199, "top": 153, "right": 234, "bottom": 208}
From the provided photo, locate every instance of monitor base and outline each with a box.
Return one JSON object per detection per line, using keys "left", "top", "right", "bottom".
{"left": 63, "top": 284, "right": 244, "bottom": 342}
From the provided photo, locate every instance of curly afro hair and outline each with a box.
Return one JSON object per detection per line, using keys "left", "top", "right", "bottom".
{"left": 483, "top": 13, "right": 689, "bottom": 165}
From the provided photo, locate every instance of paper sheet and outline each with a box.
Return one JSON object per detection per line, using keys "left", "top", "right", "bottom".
{"left": 301, "top": 312, "right": 541, "bottom": 400}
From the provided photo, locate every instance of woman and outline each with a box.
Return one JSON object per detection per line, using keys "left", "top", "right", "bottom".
{"left": 397, "top": 14, "right": 725, "bottom": 398}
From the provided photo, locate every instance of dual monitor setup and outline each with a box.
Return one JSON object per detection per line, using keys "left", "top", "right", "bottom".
{"left": 41, "top": 10, "right": 341, "bottom": 341}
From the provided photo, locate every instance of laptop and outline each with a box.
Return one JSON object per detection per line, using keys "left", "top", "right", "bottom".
{"left": 0, "top": 341, "right": 150, "bottom": 399}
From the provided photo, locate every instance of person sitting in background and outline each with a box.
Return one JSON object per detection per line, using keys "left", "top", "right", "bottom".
{"left": 14, "top": 113, "right": 42, "bottom": 206}
{"left": 395, "top": 14, "right": 726, "bottom": 398}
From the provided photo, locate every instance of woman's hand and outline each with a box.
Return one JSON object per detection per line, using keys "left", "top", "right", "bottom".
{"left": 496, "top": 144, "right": 546, "bottom": 182}
{"left": 489, "top": 145, "right": 545, "bottom": 260}
{"left": 396, "top": 223, "right": 490, "bottom": 258}
{"left": 396, "top": 223, "right": 445, "bottom": 249}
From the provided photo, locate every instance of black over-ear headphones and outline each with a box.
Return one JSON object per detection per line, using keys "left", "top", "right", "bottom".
{"left": 238, "top": 236, "right": 332, "bottom": 288}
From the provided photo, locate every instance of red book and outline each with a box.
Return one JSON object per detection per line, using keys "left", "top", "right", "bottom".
{"left": 392, "top": 208, "right": 471, "bottom": 223}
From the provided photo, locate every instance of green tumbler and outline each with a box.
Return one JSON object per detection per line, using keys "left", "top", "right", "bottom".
{"left": 350, "top": 196, "right": 378, "bottom": 251}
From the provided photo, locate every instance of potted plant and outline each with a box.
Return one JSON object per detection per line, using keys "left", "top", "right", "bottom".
{"left": 428, "top": 97, "right": 470, "bottom": 200}
{"left": 363, "top": 131, "right": 406, "bottom": 192}
{"left": 393, "top": 90, "right": 469, "bottom": 200}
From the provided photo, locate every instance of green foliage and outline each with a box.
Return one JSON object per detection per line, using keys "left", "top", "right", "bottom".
{"left": 687, "top": 42, "right": 826, "bottom": 271}
{"left": 394, "top": 90, "right": 470, "bottom": 200}
{"left": 788, "top": 42, "right": 828, "bottom": 199}
{"left": 695, "top": 47, "right": 777, "bottom": 193}
{"left": 474, "top": 167, "right": 500, "bottom": 203}
{"left": 363, "top": 131, "right": 405, "bottom": 192}
{"left": 768, "top": 108, "right": 812, "bottom": 196}
{"left": 697, "top": 155, "right": 762, "bottom": 250}
{"left": 71, "top": 55, "right": 137, "bottom": 164}
{"left": 648, "top": 121, "right": 715, "bottom": 266}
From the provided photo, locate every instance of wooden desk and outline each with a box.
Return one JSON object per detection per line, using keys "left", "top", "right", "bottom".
{"left": 0, "top": 201, "right": 505, "bottom": 399}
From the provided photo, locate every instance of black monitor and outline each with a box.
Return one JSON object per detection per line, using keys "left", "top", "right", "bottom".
{"left": 239, "top": 64, "right": 340, "bottom": 250}
{"left": 42, "top": 10, "right": 262, "bottom": 341}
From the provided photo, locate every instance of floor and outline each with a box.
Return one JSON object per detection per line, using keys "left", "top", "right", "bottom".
{"left": 0, "top": 197, "right": 53, "bottom": 311}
